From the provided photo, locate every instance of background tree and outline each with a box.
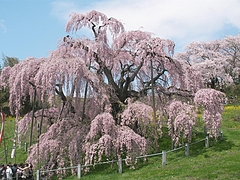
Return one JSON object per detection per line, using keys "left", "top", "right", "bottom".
{"left": 176, "top": 34, "right": 240, "bottom": 90}
{"left": 220, "top": 34, "right": 240, "bottom": 84}
{"left": 2, "top": 53, "right": 19, "bottom": 68}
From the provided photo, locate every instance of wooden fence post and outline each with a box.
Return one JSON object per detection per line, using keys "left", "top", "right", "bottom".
{"left": 162, "top": 150, "right": 166, "bottom": 166}
{"left": 118, "top": 158, "right": 122, "bottom": 174}
{"left": 205, "top": 135, "right": 209, "bottom": 148}
{"left": 185, "top": 143, "right": 189, "bottom": 157}
{"left": 220, "top": 131, "right": 224, "bottom": 140}
{"left": 77, "top": 164, "right": 81, "bottom": 179}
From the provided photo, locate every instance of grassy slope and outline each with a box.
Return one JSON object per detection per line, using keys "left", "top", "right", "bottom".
{"left": 0, "top": 116, "right": 28, "bottom": 164}
{"left": 1, "top": 105, "right": 240, "bottom": 179}
{"left": 64, "top": 105, "right": 240, "bottom": 180}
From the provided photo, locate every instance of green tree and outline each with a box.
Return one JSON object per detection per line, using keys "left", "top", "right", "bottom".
{"left": 2, "top": 53, "right": 19, "bottom": 68}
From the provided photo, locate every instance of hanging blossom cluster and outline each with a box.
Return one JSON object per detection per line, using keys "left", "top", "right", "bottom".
{"left": 17, "top": 107, "right": 60, "bottom": 143}
{"left": 167, "top": 100, "right": 196, "bottom": 147}
{"left": 194, "top": 88, "right": 225, "bottom": 138}
{"left": 120, "top": 100, "right": 158, "bottom": 136}
{"left": 66, "top": 10, "right": 125, "bottom": 40}
{"left": 84, "top": 109, "right": 148, "bottom": 171}
{"left": 0, "top": 57, "right": 43, "bottom": 117}
{"left": 176, "top": 53, "right": 204, "bottom": 93}
{"left": 26, "top": 116, "right": 89, "bottom": 174}
{"left": 55, "top": 10, "right": 126, "bottom": 68}
{"left": 0, "top": 55, "right": 103, "bottom": 120}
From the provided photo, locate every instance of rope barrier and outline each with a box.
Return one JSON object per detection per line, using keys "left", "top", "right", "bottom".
{"left": 35, "top": 136, "right": 217, "bottom": 180}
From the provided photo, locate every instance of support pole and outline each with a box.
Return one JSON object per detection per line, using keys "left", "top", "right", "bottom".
{"left": 150, "top": 59, "right": 158, "bottom": 152}
{"left": 82, "top": 59, "right": 91, "bottom": 121}
{"left": 29, "top": 83, "right": 36, "bottom": 147}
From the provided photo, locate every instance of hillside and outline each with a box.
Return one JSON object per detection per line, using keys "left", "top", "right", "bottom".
{"left": 0, "top": 105, "right": 239, "bottom": 179}
{"left": 63, "top": 105, "right": 240, "bottom": 180}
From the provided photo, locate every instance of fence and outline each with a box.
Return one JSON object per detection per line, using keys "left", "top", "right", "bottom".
{"left": 35, "top": 132, "right": 224, "bottom": 180}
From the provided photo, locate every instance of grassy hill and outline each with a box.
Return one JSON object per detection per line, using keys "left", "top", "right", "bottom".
{"left": 63, "top": 105, "right": 240, "bottom": 180}
{"left": 0, "top": 105, "right": 240, "bottom": 179}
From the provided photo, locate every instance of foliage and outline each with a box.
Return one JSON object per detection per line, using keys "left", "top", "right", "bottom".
{"left": 1, "top": 53, "right": 19, "bottom": 69}
{"left": 224, "top": 83, "right": 240, "bottom": 99}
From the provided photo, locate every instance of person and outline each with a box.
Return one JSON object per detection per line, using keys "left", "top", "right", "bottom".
{"left": 0, "top": 164, "right": 6, "bottom": 180}
{"left": 6, "top": 164, "right": 13, "bottom": 180}
{"left": 0, "top": 164, "right": 3, "bottom": 180}
{"left": 16, "top": 164, "right": 23, "bottom": 180}
{"left": 28, "top": 163, "right": 33, "bottom": 180}
{"left": 11, "top": 164, "right": 17, "bottom": 180}
{"left": 18, "top": 163, "right": 30, "bottom": 180}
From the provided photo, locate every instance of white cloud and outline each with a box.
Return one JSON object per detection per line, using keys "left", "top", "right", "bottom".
{"left": 51, "top": 0, "right": 240, "bottom": 51}
{"left": 51, "top": 1, "right": 78, "bottom": 21}
{"left": 0, "top": 19, "right": 6, "bottom": 33}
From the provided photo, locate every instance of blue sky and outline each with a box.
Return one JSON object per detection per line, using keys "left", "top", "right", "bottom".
{"left": 0, "top": 0, "right": 240, "bottom": 61}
